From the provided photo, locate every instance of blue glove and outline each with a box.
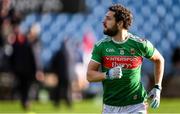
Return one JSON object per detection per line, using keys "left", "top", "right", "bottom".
{"left": 148, "top": 86, "right": 161, "bottom": 109}
{"left": 106, "top": 66, "right": 122, "bottom": 80}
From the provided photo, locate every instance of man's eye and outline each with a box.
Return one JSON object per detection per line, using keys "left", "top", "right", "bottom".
{"left": 107, "top": 17, "right": 111, "bottom": 20}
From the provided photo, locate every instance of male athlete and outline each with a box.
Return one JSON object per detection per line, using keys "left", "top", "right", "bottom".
{"left": 87, "top": 4, "right": 164, "bottom": 113}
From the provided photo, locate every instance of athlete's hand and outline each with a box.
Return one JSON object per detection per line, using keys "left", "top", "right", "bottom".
{"left": 148, "top": 85, "right": 161, "bottom": 109}
{"left": 105, "top": 66, "right": 122, "bottom": 80}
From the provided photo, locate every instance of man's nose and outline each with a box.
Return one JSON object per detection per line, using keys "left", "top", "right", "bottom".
{"left": 102, "top": 18, "right": 106, "bottom": 23}
{"left": 102, "top": 20, "right": 106, "bottom": 25}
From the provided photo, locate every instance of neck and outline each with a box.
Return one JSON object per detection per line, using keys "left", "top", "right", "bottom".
{"left": 112, "top": 29, "right": 128, "bottom": 42}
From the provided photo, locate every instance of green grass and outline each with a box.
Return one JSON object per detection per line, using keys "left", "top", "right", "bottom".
{"left": 0, "top": 98, "right": 102, "bottom": 113}
{"left": 148, "top": 98, "right": 180, "bottom": 113}
{"left": 0, "top": 98, "right": 180, "bottom": 113}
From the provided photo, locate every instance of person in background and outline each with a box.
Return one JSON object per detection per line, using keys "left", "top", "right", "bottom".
{"left": 50, "top": 38, "right": 72, "bottom": 108}
{"left": 27, "top": 24, "right": 44, "bottom": 80}
{"left": 9, "top": 24, "right": 36, "bottom": 110}
{"left": 165, "top": 46, "right": 180, "bottom": 96}
{"left": 27, "top": 23, "right": 45, "bottom": 100}
{"left": 87, "top": 4, "right": 164, "bottom": 113}
{"left": 0, "top": 0, "right": 15, "bottom": 72}
{"left": 172, "top": 46, "right": 180, "bottom": 75}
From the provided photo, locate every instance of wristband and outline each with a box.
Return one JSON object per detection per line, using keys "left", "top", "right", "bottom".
{"left": 105, "top": 71, "right": 109, "bottom": 79}
{"left": 106, "top": 71, "right": 109, "bottom": 76}
{"left": 154, "top": 85, "right": 162, "bottom": 90}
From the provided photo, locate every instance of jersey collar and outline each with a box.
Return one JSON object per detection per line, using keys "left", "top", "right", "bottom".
{"left": 111, "top": 36, "right": 129, "bottom": 44}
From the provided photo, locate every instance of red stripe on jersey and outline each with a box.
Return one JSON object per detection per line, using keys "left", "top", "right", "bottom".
{"left": 103, "top": 56, "right": 143, "bottom": 69}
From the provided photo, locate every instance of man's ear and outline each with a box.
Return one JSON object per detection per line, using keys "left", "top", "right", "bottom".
{"left": 117, "top": 21, "right": 123, "bottom": 28}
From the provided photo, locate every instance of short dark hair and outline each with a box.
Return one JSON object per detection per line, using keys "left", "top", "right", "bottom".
{"left": 109, "top": 4, "right": 133, "bottom": 30}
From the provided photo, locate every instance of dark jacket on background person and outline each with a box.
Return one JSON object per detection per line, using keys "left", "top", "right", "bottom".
{"left": 10, "top": 34, "right": 36, "bottom": 78}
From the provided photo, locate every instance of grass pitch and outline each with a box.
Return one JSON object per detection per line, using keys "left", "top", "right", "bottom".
{"left": 0, "top": 98, "right": 180, "bottom": 113}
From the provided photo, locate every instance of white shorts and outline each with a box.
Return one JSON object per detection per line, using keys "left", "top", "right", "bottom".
{"left": 102, "top": 102, "right": 148, "bottom": 114}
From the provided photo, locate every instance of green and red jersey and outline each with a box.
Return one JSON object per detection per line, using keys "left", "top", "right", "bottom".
{"left": 91, "top": 33, "right": 155, "bottom": 106}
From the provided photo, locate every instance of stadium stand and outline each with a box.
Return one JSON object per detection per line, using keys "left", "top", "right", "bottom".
{"left": 19, "top": 0, "right": 180, "bottom": 76}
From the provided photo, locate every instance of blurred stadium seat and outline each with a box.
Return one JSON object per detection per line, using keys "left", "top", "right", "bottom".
{"left": 39, "top": 13, "right": 52, "bottom": 29}
{"left": 156, "top": 5, "right": 166, "bottom": 17}
{"left": 41, "top": 48, "right": 53, "bottom": 66}
{"left": 40, "top": 31, "right": 52, "bottom": 46}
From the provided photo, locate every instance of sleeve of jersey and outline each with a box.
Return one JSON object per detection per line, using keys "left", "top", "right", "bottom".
{"left": 91, "top": 44, "right": 102, "bottom": 64}
{"left": 143, "top": 40, "right": 155, "bottom": 58}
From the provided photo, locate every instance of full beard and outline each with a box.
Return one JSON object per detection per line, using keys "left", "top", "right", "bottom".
{"left": 103, "top": 25, "right": 118, "bottom": 37}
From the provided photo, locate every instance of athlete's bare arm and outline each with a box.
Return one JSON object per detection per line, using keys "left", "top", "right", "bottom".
{"left": 149, "top": 49, "right": 165, "bottom": 86}
{"left": 87, "top": 60, "right": 106, "bottom": 82}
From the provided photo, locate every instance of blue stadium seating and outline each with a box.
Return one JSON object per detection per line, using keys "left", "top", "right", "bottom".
{"left": 20, "top": 0, "right": 180, "bottom": 75}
